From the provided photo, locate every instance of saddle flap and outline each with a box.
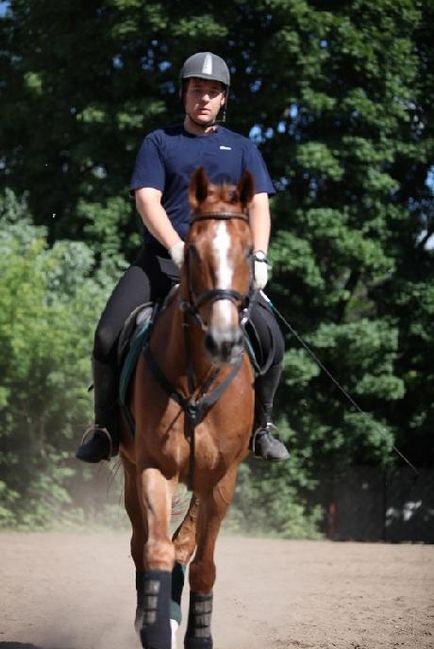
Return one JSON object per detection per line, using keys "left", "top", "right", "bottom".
{"left": 117, "top": 303, "right": 154, "bottom": 367}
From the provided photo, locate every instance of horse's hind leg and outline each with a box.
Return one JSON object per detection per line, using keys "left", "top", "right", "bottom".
{"left": 170, "top": 494, "right": 200, "bottom": 628}
{"left": 185, "top": 468, "right": 238, "bottom": 649}
{"left": 172, "top": 493, "right": 200, "bottom": 563}
{"left": 136, "top": 466, "right": 175, "bottom": 649}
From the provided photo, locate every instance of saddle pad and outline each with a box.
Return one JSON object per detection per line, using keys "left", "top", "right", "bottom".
{"left": 119, "top": 313, "right": 153, "bottom": 407}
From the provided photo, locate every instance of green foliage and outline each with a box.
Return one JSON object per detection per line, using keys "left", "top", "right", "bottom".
{"left": 228, "top": 460, "right": 323, "bottom": 539}
{"left": 0, "top": 190, "right": 119, "bottom": 527}
{"left": 262, "top": 0, "right": 434, "bottom": 476}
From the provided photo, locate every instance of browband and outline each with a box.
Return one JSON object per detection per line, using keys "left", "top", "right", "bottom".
{"left": 191, "top": 211, "right": 249, "bottom": 224}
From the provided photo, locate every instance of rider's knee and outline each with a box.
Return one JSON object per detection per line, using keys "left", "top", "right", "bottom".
{"left": 271, "top": 320, "right": 285, "bottom": 365}
{"left": 93, "top": 323, "right": 117, "bottom": 361}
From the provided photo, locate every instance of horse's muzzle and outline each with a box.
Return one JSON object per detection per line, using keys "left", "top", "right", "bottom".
{"left": 205, "top": 327, "right": 244, "bottom": 365}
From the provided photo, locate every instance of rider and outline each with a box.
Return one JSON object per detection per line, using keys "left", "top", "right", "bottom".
{"left": 76, "top": 52, "right": 289, "bottom": 464}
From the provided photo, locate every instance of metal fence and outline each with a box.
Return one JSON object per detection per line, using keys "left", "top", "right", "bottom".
{"left": 321, "top": 466, "right": 434, "bottom": 543}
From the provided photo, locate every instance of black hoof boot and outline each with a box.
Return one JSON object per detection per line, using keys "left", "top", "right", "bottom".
{"left": 251, "top": 423, "right": 290, "bottom": 462}
{"left": 137, "top": 570, "right": 172, "bottom": 649}
{"left": 75, "top": 426, "right": 114, "bottom": 463}
{"left": 184, "top": 591, "right": 213, "bottom": 649}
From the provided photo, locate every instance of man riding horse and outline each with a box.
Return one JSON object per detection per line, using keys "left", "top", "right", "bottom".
{"left": 76, "top": 51, "right": 289, "bottom": 465}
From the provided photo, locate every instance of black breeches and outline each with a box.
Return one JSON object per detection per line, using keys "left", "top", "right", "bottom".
{"left": 93, "top": 246, "right": 284, "bottom": 369}
{"left": 245, "top": 293, "right": 284, "bottom": 372}
{"left": 93, "top": 246, "right": 179, "bottom": 362}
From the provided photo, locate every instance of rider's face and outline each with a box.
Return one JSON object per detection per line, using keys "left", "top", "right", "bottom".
{"left": 184, "top": 78, "right": 226, "bottom": 126}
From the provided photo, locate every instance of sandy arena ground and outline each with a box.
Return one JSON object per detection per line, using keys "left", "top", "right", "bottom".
{"left": 0, "top": 531, "right": 433, "bottom": 649}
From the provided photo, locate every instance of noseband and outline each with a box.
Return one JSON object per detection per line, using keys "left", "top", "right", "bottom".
{"left": 180, "top": 211, "right": 252, "bottom": 329}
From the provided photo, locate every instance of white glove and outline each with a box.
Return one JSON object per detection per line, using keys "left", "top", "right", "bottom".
{"left": 169, "top": 240, "right": 185, "bottom": 269}
{"left": 253, "top": 250, "right": 270, "bottom": 290}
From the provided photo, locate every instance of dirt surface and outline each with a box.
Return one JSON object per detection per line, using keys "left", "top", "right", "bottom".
{"left": 1, "top": 531, "right": 433, "bottom": 649}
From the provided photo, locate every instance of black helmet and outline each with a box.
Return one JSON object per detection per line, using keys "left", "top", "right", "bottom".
{"left": 180, "top": 52, "right": 230, "bottom": 90}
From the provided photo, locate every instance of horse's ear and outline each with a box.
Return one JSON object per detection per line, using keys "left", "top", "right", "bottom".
{"left": 237, "top": 170, "right": 255, "bottom": 208}
{"left": 189, "top": 167, "right": 209, "bottom": 209}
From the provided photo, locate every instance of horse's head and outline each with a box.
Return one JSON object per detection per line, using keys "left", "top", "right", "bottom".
{"left": 182, "top": 167, "right": 255, "bottom": 365}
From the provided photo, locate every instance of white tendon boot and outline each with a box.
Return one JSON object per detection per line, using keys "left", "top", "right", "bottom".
{"left": 170, "top": 619, "right": 179, "bottom": 649}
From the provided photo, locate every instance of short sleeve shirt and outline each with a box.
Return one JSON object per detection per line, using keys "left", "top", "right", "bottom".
{"left": 130, "top": 124, "right": 275, "bottom": 246}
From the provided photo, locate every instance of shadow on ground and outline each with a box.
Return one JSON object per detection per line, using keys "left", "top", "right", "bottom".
{"left": 0, "top": 644, "right": 67, "bottom": 649}
{"left": 0, "top": 645, "right": 40, "bottom": 649}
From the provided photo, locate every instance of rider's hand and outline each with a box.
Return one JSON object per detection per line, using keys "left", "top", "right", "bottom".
{"left": 253, "top": 250, "right": 270, "bottom": 290}
{"left": 169, "top": 240, "right": 185, "bottom": 269}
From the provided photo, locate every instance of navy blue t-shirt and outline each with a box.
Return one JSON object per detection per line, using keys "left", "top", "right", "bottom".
{"left": 130, "top": 124, "right": 275, "bottom": 246}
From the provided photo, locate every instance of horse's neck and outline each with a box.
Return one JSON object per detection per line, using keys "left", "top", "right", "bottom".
{"left": 151, "top": 301, "right": 210, "bottom": 383}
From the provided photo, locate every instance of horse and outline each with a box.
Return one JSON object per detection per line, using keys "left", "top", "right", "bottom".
{"left": 119, "top": 166, "right": 256, "bottom": 649}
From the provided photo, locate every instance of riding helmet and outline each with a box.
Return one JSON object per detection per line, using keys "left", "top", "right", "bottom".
{"left": 180, "top": 52, "right": 230, "bottom": 90}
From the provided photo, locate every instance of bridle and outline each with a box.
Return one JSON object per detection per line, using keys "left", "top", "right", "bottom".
{"left": 179, "top": 210, "right": 254, "bottom": 330}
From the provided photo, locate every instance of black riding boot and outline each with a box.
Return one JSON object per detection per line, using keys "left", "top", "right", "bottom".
{"left": 76, "top": 357, "right": 120, "bottom": 463}
{"left": 251, "top": 363, "right": 290, "bottom": 462}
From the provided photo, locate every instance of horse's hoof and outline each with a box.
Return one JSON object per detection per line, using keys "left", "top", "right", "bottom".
{"left": 170, "top": 619, "right": 179, "bottom": 649}
{"left": 139, "top": 625, "right": 172, "bottom": 649}
{"left": 184, "top": 639, "right": 213, "bottom": 649}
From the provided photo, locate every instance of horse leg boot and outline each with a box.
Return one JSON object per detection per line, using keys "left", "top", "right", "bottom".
{"left": 251, "top": 362, "right": 290, "bottom": 462}
{"left": 76, "top": 356, "right": 120, "bottom": 463}
{"left": 136, "top": 570, "right": 172, "bottom": 649}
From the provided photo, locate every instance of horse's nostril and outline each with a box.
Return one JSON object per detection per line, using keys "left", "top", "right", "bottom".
{"left": 205, "top": 328, "right": 244, "bottom": 364}
{"left": 205, "top": 333, "right": 218, "bottom": 355}
{"left": 221, "top": 340, "right": 232, "bottom": 358}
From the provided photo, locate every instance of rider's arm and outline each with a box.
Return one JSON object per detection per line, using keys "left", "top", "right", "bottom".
{"left": 249, "top": 192, "right": 271, "bottom": 254}
{"left": 134, "top": 187, "right": 183, "bottom": 251}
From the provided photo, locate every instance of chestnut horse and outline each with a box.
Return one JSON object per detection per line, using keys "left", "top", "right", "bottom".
{"left": 120, "top": 167, "right": 256, "bottom": 649}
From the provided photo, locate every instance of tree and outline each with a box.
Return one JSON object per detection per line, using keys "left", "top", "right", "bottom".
{"left": 0, "top": 189, "right": 118, "bottom": 526}
{"left": 253, "top": 0, "right": 434, "bottom": 471}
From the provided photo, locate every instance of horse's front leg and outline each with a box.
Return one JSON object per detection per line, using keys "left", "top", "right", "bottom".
{"left": 122, "top": 455, "right": 148, "bottom": 633}
{"left": 137, "top": 466, "right": 175, "bottom": 649}
{"left": 185, "top": 467, "right": 238, "bottom": 649}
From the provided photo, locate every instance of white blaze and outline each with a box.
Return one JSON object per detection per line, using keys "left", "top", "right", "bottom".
{"left": 212, "top": 221, "right": 233, "bottom": 328}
